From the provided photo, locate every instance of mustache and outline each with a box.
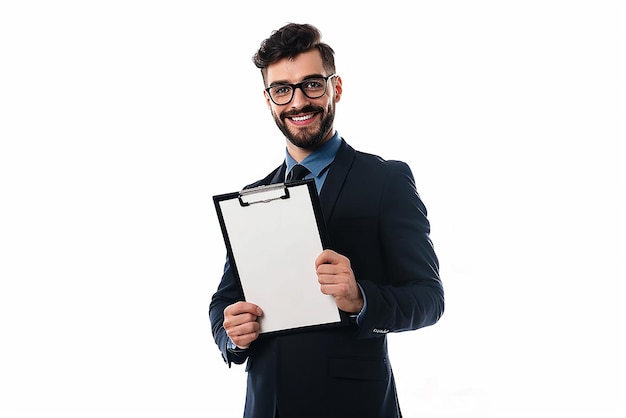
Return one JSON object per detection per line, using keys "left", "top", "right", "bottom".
{"left": 281, "top": 105, "right": 324, "bottom": 120}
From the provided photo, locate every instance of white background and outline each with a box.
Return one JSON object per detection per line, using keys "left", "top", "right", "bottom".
{"left": 1, "top": 1, "right": 624, "bottom": 417}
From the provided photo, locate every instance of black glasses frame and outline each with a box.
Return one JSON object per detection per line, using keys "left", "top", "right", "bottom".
{"left": 265, "top": 74, "right": 337, "bottom": 105}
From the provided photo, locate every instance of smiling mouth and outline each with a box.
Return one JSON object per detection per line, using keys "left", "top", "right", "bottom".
{"left": 289, "top": 113, "right": 315, "bottom": 122}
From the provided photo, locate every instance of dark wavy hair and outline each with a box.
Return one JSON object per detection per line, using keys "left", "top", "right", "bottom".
{"left": 252, "top": 23, "right": 336, "bottom": 85}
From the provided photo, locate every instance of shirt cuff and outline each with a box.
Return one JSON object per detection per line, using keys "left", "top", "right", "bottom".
{"left": 227, "top": 338, "right": 248, "bottom": 353}
{"left": 350, "top": 283, "right": 367, "bottom": 325}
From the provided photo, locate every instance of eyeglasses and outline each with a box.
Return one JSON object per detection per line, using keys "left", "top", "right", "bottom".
{"left": 265, "top": 74, "right": 337, "bottom": 105}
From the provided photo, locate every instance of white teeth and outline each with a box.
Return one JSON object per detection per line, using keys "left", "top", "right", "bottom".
{"left": 291, "top": 114, "right": 314, "bottom": 122}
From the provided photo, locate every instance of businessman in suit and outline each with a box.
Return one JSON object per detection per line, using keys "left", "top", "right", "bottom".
{"left": 209, "top": 23, "right": 444, "bottom": 418}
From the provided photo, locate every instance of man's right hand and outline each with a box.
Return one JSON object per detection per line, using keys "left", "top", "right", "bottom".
{"left": 223, "top": 301, "right": 263, "bottom": 349}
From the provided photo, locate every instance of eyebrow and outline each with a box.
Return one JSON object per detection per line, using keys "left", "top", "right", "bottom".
{"left": 268, "top": 74, "right": 326, "bottom": 87}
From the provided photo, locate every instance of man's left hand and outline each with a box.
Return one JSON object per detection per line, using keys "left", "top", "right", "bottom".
{"left": 315, "top": 249, "right": 364, "bottom": 314}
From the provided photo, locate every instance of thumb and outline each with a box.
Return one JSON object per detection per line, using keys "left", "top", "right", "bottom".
{"left": 315, "top": 249, "right": 339, "bottom": 268}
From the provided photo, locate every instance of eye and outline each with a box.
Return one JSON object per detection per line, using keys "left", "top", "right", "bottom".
{"left": 303, "top": 79, "right": 324, "bottom": 90}
{"left": 271, "top": 85, "right": 292, "bottom": 97}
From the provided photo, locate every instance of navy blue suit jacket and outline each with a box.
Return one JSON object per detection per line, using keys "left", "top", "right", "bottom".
{"left": 209, "top": 139, "right": 444, "bottom": 418}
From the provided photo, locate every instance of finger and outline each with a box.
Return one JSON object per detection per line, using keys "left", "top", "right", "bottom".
{"left": 223, "top": 312, "right": 258, "bottom": 328}
{"left": 225, "top": 301, "right": 263, "bottom": 317}
{"left": 320, "top": 282, "right": 350, "bottom": 297}
{"left": 230, "top": 326, "right": 261, "bottom": 349}
{"left": 317, "top": 272, "right": 344, "bottom": 285}
{"left": 315, "top": 249, "right": 340, "bottom": 267}
{"left": 227, "top": 321, "right": 260, "bottom": 338}
{"left": 317, "top": 264, "right": 348, "bottom": 278}
{"left": 317, "top": 262, "right": 353, "bottom": 281}
{"left": 319, "top": 283, "right": 336, "bottom": 296}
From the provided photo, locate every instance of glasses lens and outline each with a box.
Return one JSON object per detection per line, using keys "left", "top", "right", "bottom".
{"left": 269, "top": 85, "right": 293, "bottom": 105}
{"left": 301, "top": 78, "right": 327, "bottom": 99}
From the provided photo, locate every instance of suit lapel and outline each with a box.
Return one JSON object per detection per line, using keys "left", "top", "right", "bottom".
{"left": 272, "top": 164, "right": 287, "bottom": 184}
{"left": 319, "top": 139, "right": 356, "bottom": 222}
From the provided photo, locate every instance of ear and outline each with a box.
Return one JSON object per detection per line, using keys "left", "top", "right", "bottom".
{"left": 333, "top": 76, "right": 343, "bottom": 103}
{"left": 264, "top": 90, "right": 272, "bottom": 109}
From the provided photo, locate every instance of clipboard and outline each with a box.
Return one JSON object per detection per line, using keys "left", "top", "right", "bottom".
{"left": 213, "top": 179, "right": 343, "bottom": 336}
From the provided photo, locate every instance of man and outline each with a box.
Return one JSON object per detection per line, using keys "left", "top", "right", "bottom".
{"left": 209, "top": 23, "right": 444, "bottom": 418}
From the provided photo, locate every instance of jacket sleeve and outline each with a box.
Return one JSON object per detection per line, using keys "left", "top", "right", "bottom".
{"left": 209, "top": 257, "right": 250, "bottom": 366}
{"left": 355, "top": 161, "right": 444, "bottom": 338}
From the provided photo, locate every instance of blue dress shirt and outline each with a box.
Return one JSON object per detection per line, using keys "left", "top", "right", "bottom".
{"left": 284, "top": 130, "right": 342, "bottom": 193}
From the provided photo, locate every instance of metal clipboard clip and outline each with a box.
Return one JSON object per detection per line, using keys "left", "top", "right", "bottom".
{"left": 238, "top": 183, "right": 291, "bottom": 207}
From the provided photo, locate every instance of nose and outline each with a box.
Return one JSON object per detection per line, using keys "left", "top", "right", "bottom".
{"left": 290, "top": 86, "right": 310, "bottom": 108}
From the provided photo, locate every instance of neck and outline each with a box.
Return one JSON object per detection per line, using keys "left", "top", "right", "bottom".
{"left": 286, "top": 142, "right": 312, "bottom": 163}
{"left": 286, "top": 130, "right": 335, "bottom": 162}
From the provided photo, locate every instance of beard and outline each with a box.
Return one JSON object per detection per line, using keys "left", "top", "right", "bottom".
{"left": 271, "top": 103, "right": 335, "bottom": 150}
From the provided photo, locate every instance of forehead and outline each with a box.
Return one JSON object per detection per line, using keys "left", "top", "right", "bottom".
{"left": 265, "top": 49, "right": 326, "bottom": 84}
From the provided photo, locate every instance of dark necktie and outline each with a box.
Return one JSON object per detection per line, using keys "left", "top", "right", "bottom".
{"left": 286, "top": 164, "right": 310, "bottom": 183}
